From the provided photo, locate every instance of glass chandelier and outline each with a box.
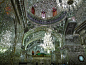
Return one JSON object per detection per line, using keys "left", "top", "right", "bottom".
{"left": 39, "top": 29, "right": 55, "bottom": 54}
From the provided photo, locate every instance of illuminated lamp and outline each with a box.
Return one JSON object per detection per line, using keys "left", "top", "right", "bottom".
{"left": 78, "top": 55, "right": 85, "bottom": 62}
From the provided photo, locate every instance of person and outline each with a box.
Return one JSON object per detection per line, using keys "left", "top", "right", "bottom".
{"left": 36, "top": 62, "right": 38, "bottom": 65}
{"left": 32, "top": 50, "right": 34, "bottom": 55}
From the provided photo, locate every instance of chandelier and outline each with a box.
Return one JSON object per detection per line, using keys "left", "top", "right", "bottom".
{"left": 0, "top": 30, "right": 12, "bottom": 53}
{"left": 39, "top": 29, "right": 55, "bottom": 54}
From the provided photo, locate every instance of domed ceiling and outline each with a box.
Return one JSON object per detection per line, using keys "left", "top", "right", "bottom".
{"left": 27, "top": 0, "right": 83, "bottom": 25}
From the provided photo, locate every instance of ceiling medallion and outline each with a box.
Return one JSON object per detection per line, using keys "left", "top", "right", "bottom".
{"left": 56, "top": 0, "right": 83, "bottom": 11}
{"left": 67, "top": 0, "right": 74, "bottom": 5}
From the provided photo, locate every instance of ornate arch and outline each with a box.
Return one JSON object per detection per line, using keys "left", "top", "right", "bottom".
{"left": 22, "top": 26, "right": 63, "bottom": 50}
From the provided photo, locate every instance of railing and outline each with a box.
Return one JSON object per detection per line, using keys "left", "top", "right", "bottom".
{"left": 75, "top": 20, "right": 86, "bottom": 33}
{"left": 27, "top": 11, "right": 67, "bottom": 25}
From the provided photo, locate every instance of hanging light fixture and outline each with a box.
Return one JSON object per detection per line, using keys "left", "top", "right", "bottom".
{"left": 39, "top": 29, "right": 55, "bottom": 54}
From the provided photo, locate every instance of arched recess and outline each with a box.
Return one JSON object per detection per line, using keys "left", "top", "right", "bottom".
{"left": 22, "top": 26, "right": 63, "bottom": 50}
